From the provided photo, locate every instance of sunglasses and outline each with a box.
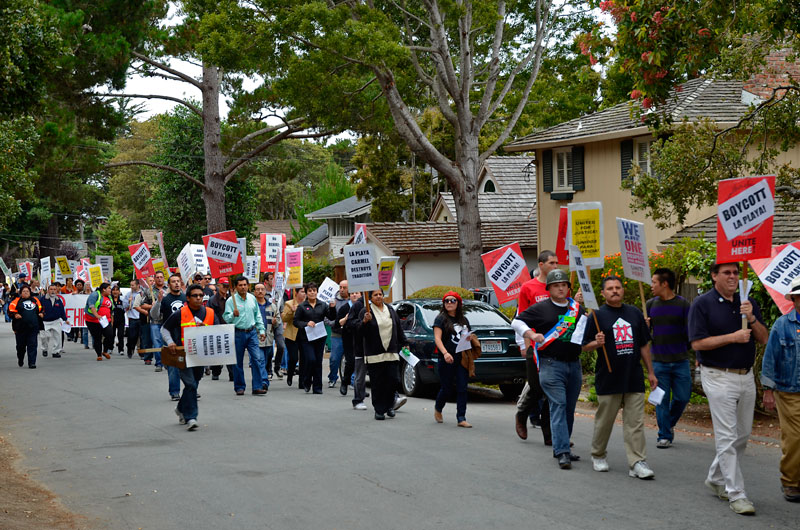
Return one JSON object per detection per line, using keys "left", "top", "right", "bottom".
{"left": 443, "top": 298, "right": 458, "bottom": 304}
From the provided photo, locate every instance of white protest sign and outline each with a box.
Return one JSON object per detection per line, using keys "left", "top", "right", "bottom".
{"left": 344, "top": 244, "right": 379, "bottom": 292}
{"left": 569, "top": 245, "right": 599, "bottom": 310}
{"left": 157, "top": 231, "right": 170, "bottom": 268}
{"left": 616, "top": 218, "right": 651, "bottom": 283}
{"left": 96, "top": 255, "right": 114, "bottom": 280}
{"left": 718, "top": 178, "right": 774, "bottom": 240}
{"left": 354, "top": 223, "right": 367, "bottom": 245}
{"left": 272, "top": 272, "right": 285, "bottom": 305}
{"left": 0, "top": 257, "right": 12, "bottom": 282}
{"left": 190, "top": 244, "right": 210, "bottom": 274}
{"left": 755, "top": 244, "right": 800, "bottom": 294}
{"left": 40, "top": 257, "right": 52, "bottom": 287}
{"left": 245, "top": 255, "right": 260, "bottom": 283}
{"left": 177, "top": 243, "right": 196, "bottom": 282}
{"left": 54, "top": 263, "right": 65, "bottom": 284}
{"left": 206, "top": 236, "right": 241, "bottom": 264}
{"left": 486, "top": 247, "right": 526, "bottom": 292}
{"left": 68, "top": 260, "right": 78, "bottom": 278}
{"left": 183, "top": 324, "right": 237, "bottom": 367}
{"left": 316, "top": 277, "right": 340, "bottom": 303}
{"left": 130, "top": 243, "right": 152, "bottom": 270}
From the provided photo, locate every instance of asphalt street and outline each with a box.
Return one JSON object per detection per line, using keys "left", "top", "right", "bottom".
{"left": 0, "top": 324, "right": 797, "bottom": 530}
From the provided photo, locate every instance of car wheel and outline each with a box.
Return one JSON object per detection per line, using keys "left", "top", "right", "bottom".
{"left": 499, "top": 383, "right": 524, "bottom": 401}
{"left": 401, "top": 362, "right": 420, "bottom": 397}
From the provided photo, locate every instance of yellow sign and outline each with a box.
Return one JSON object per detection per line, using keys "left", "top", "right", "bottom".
{"left": 378, "top": 256, "right": 399, "bottom": 296}
{"left": 88, "top": 264, "right": 104, "bottom": 290}
{"left": 571, "top": 208, "right": 601, "bottom": 260}
{"left": 56, "top": 256, "right": 72, "bottom": 275}
{"left": 152, "top": 258, "right": 167, "bottom": 276}
{"left": 285, "top": 248, "right": 304, "bottom": 288}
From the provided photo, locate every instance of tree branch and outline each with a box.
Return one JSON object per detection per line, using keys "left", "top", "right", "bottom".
{"left": 228, "top": 117, "right": 305, "bottom": 155}
{"left": 105, "top": 161, "right": 207, "bottom": 191}
{"left": 131, "top": 51, "right": 203, "bottom": 90}
{"left": 223, "top": 128, "right": 296, "bottom": 182}
{"left": 92, "top": 93, "right": 202, "bottom": 116}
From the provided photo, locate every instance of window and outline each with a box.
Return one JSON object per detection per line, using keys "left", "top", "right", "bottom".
{"left": 482, "top": 179, "right": 496, "bottom": 193}
{"left": 634, "top": 139, "right": 652, "bottom": 176}
{"left": 395, "top": 304, "right": 415, "bottom": 331}
{"left": 554, "top": 148, "right": 573, "bottom": 191}
{"left": 331, "top": 219, "right": 353, "bottom": 237}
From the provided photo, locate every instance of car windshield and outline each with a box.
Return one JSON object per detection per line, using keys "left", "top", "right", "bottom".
{"left": 419, "top": 302, "right": 510, "bottom": 327}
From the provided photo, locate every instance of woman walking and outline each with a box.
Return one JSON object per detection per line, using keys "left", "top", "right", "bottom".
{"left": 281, "top": 287, "right": 305, "bottom": 387}
{"left": 294, "top": 282, "right": 336, "bottom": 394}
{"left": 85, "top": 282, "right": 115, "bottom": 361}
{"left": 433, "top": 291, "right": 474, "bottom": 428}
{"left": 357, "top": 289, "right": 408, "bottom": 420}
{"left": 111, "top": 284, "right": 126, "bottom": 356}
{"left": 8, "top": 285, "right": 44, "bottom": 368}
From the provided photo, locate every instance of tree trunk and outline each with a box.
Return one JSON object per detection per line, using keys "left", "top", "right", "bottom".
{"left": 39, "top": 215, "right": 60, "bottom": 261}
{"left": 202, "top": 64, "right": 226, "bottom": 233}
{"left": 452, "top": 142, "right": 485, "bottom": 289}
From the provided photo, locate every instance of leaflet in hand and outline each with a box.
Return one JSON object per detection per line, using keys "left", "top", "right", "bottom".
{"left": 455, "top": 330, "right": 473, "bottom": 353}
{"left": 399, "top": 346, "right": 419, "bottom": 367}
{"left": 647, "top": 386, "right": 665, "bottom": 406}
{"left": 99, "top": 316, "right": 110, "bottom": 328}
{"left": 305, "top": 322, "right": 327, "bottom": 341}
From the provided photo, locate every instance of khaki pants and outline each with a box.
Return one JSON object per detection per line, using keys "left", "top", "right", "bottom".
{"left": 775, "top": 391, "right": 800, "bottom": 488}
{"left": 591, "top": 392, "right": 646, "bottom": 467}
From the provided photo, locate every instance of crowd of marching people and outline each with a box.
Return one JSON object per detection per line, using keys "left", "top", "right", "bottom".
{"left": 2, "top": 249, "right": 799, "bottom": 514}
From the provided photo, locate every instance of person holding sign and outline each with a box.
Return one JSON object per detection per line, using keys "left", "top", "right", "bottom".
{"left": 8, "top": 285, "right": 44, "bottom": 368}
{"left": 688, "top": 262, "right": 768, "bottom": 515}
{"left": 161, "top": 283, "right": 220, "bottom": 431}
{"left": 223, "top": 276, "right": 268, "bottom": 396}
{"left": 582, "top": 276, "right": 658, "bottom": 480}
{"left": 293, "top": 282, "right": 336, "bottom": 394}
{"left": 41, "top": 284, "right": 67, "bottom": 359}
{"left": 512, "top": 270, "right": 585, "bottom": 470}
{"left": 85, "top": 283, "right": 115, "bottom": 361}
{"left": 356, "top": 289, "right": 408, "bottom": 420}
{"left": 432, "top": 291, "right": 474, "bottom": 428}
{"left": 281, "top": 287, "right": 306, "bottom": 387}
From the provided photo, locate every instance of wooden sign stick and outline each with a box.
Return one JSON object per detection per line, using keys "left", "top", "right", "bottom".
{"left": 363, "top": 292, "right": 371, "bottom": 315}
{"left": 585, "top": 265, "right": 612, "bottom": 373}
{"left": 639, "top": 281, "right": 648, "bottom": 319}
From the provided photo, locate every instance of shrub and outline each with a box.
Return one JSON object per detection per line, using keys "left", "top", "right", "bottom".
{"left": 303, "top": 254, "right": 335, "bottom": 286}
{"left": 409, "top": 286, "right": 474, "bottom": 300}
{"left": 498, "top": 305, "right": 517, "bottom": 320}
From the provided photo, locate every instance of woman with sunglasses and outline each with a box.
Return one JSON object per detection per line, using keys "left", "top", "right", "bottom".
{"left": 433, "top": 291, "right": 474, "bottom": 427}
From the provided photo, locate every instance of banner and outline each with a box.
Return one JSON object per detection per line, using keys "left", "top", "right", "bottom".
{"left": 555, "top": 206, "right": 569, "bottom": 265}
{"left": 616, "top": 218, "right": 651, "bottom": 283}
{"left": 202, "top": 230, "right": 244, "bottom": 278}
{"left": 245, "top": 255, "right": 260, "bottom": 283}
{"left": 96, "top": 255, "right": 113, "bottom": 280}
{"left": 285, "top": 247, "right": 304, "bottom": 288}
{"left": 177, "top": 244, "right": 196, "bottom": 282}
{"left": 354, "top": 223, "right": 367, "bottom": 245}
{"left": 63, "top": 294, "right": 89, "bottom": 328}
{"left": 568, "top": 202, "right": 604, "bottom": 269}
{"left": 40, "top": 257, "right": 52, "bottom": 287}
{"left": 716, "top": 175, "right": 775, "bottom": 263}
{"left": 190, "top": 244, "right": 210, "bottom": 275}
{"left": 128, "top": 242, "right": 155, "bottom": 279}
{"left": 344, "top": 244, "right": 379, "bottom": 293}
{"left": 260, "top": 233, "right": 285, "bottom": 273}
{"left": 378, "top": 256, "right": 399, "bottom": 297}
{"left": 569, "top": 245, "right": 599, "bottom": 310}
{"left": 480, "top": 242, "right": 529, "bottom": 304}
{"left": 88, "top": 264, "right": 104, "bottom": 290}
{"left": 55, "top": 256, "right": 72, "bottom": 277}
{"left": 316, "top": 277, "right": 340, "bottom": 303}
{"left": 751, "top": 242, "right": 800, "bottom": 314}
{"left": 183, "top": 324, "right": 237, "bottom": 367}
{"left": 157, "top": 231, "right": 169, "bottom": 269}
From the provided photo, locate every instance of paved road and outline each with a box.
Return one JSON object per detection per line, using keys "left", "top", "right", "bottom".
{"left": 0, "top": 325, "right": 796, "bottom": 529}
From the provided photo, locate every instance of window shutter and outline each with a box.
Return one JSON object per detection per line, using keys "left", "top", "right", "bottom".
{"left": 620, "top": 139, "right": 633, "bottom": 183}
{"left": 572, "top": 146, "right": 585, "bottom": 191}
{"left": 542, "top": 150, "right": 553, "bottom": 193}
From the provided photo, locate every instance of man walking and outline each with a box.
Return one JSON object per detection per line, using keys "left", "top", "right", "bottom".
{"left": 583, "top": 276, "right": 658, "bottom": 480}
{"left": 123, "top": 279, "right": 142, "bottom": 359}
{"left": 689, "top": 262, "right": 768, "bottom": 515}
{"left": 223, "top": 276, "right": 267, "bottom": 396}
{"left": 646, "top": 268, "right": 692, "bottom": 448}
{"left": 148, "top": 271, "right": 168, "bottom": 371}
{"left": 209, "top": 277, "right": 233, "bottom": 381}
{"left": 254, "top": 282, "right": 278, "bottom": 384}
{"left": 41, "top": 284, "right": 67, "bottom": 359}
{"left": 151, "top": 273, "right": 186, "bottom": 400}
{"left": 339, "top": 290, "right": 361, "bottom": 396}
{"left": 326, "top": 279, "right": 350, "bottom": 387}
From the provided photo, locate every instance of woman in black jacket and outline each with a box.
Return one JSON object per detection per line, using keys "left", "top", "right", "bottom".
{"left": 111, "top": 284, "right": 126, "bottom": 356}
{"left": 8, "top": 285, "right": 44, "bottom": 368}
{"left": 357, "top": 289, "right": 409, "bottom": 420}
{"left": 293, "top": 282, "right": 336, "bottom": 394}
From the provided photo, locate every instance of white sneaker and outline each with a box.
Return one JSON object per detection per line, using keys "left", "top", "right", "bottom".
{"left": 186, "top": 419, "right": 198, "bottom": 431}
{"left": 393, "top": 396, "right": 408, "bottom": 411}
{"left": 592, "top": 457, "right": 609, "bottom": 472}
{"left": 704, "top": 479, "right": 729, "bottom": 500}
{"left": 629, "top": 460, "right": 655, "bottom": 479}
{"left": 175, "top": 408, "right": 186, "bottom": 425}
{"left": 354, "top": 402, "right": 368, "bottom": 410}
{"left": 729, "top": 498, "right": 755, "bottom": 515}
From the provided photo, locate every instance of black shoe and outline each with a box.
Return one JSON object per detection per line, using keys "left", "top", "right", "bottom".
{"left": 28, "top": 364, "right": 36, "bottom": 369}
{"left": 340, "top": 384, "right": 348, "bottom": 396}
{"left": 212, "top": 375, "right": 219, "bottom": 380}
{"left": 127, "top": 353, "right": 133, "bottom": 359}
{"left": 287, "top": 375, "right": 293, "bottom": 386}
{"left": 553, "top": 452, "right": 580, "bottom": 461}
{"left": 305, "top": 386, "right": 311, "bottom": 393}
{"left": 375, "top": 412, "right": 385, "bottom": 420}
{"left": 558, "top": 453, "right": 572, "bottom": 469}
{"left": 544, "top": 437, "right": 553, "bottom": 446}
{"left": 43, "top": 351, "right": 48, "bottom": 357}
{"left": 52, "top": 353, "right": 61, "bottom": 358}
{"left": 313, "top": 390, "right": 323, "bottom": 395}
{"left": 365, "top": 392, "right": 370, "bottom": 398}
{"left": 386, "top": 410, "right": 395, "bottom": 418}
{"left": 18, "top": 359, "right": 23, "bottom": 367}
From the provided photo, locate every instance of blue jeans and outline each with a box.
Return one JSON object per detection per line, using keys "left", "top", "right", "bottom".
{"left": 178, "top": 367, "right": 204, "bottom": 421}
{"left": 150, "top": 323, "right": 164, "bottom": 365}
{"left": 435, "top": 353, "right": 468, "bottom": 422}
{"left": 328, "top": 335, "right": 343, "bottom": 383}
{"left": 260, "top": 345, "right": 274, "bottom": 382}
{"left": 82, "top": 328, "right": 90, "bottom": 347}
{"left": 539, "top": 358, "right": 583, "bottom": 456}
{"left": 167, "top": 366, "right": 181, "bottom": 397}
{"left": 653, "top": 360, "right": 691, "bottom": 441}
{"left": 234, "top": 329, "right": 264, "bottom": 392}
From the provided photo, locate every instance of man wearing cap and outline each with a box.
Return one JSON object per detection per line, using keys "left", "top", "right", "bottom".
{"left": 761, "top": 276, "right": 800, "bottom": 503}
{"left": 513, "top": 269, "right": 585, "bottom": 469}
{"left": 688, "top": 262, "right": 768, "bottom": 515}
{"left": 209, "top": 277, "right": 233, "bottom": 381}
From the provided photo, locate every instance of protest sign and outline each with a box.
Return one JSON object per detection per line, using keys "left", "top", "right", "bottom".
{"left": 40, "top": 257, "right": 52, "bottom": 287}
{"left": 18, "top": 261, "right": 34, "bottom": 279}
{"left": 54, "top": 265, "right": 64, "bottom": 285}
{"left": 272, "top": 272, "right": 286, "bottom": 304}
{"left": 183, "top": 324, "right": 237, "bottom": 367}
{"left": 569, "top": 245, "right": 599, "bottom": 310}
{"left": 245, "top": 255, "right": 260, "bottom": 283}
{"left": 63, "top": 294, "right": 88, "bottom": 328}
{"left": 354, "top": 223, "right": 367, "bottom": 245}
{"left": 378, "top": 256, "right": 399, "bottom": 297}
{"left": 75, "top": 264, "right": 90, "bottom": 283}
{"left": 157, "top": 231, "right": 170, "bottom": 268}
{"left": 344, "top": 244, "right": 379, "bottom": 293}
{"left": 80, "top": 257, "right": 91, "bottom": 270}
{"left": 568, "top": 202, "right": 604, "bottom": 269}
{"left": 716, "top": 175, "right": 775, "bottom": 263}
{"left": 152, "top": 258, "right": 168, "bottom": 276}
{"left": 88, "top": 264, "right": 103, "bottom": 290}
{"left": 316, "top": 277, "right": 340, "bottom": 303}
{"left": 616, "top": 218, "right": 651, "bottom": 282}
{"left": 190, "top": 244, "right": 209, "bottom": 275}
{"left": 96, "top": 255, "right": 113, "bottom": 280}
{"left": 177, "top": 243, "right": 196, "bottom": 282}
{"left": 285, "top": 247, "right": 304, "bottom": 288}
{"left": 260, "top": 233, "right": 285, "bottom": 273}
{"left": 128, "top": 242, "right": 155, "bottom": 279}
{"left": 750, "top": 241, "right": 800, "bottom": 315}
{"left": 202, "top": 230, "right": 244, "bottom": 278}
{"left": 68, "top": 260, "right": 78, "bottom": 278}
{"left": 55, "top": 256, "right": 72, "bottom": 277}
{"left": 480, "top": 243, "right": 529, "bottom": 304}
{"left": 0, "top": 257, "right": 13, "bottom": 284}
{"left": 556, "top": 206, "right": 569, "bottom": 265}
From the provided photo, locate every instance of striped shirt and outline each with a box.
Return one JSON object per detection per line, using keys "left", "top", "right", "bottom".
{"left": 646, "top": 295, "right": 691, "bottom": 363}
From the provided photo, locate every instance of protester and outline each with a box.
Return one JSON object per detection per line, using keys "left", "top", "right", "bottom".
{"left": 761, "top": 276, "right": 800, "bottom": 503}
{"left": 583, "top": 276, "right": 657, "bottom": 480}
{"left": 282, "top": 287, "right": 306, "bottom": 387}
{"left": 148, "top": 271, "right": 168, "bottom": 371}
{"left": 357, "top": 289, "right": 408, "bottom": 420}
{"left": 338, "top": 290, "right": 361, "bottom": 396}
{"left": 111, "top": 284, "right": 126, "bottom": 356}
{"left": 208, "top": 277, "right": 233, "bottom": 381}
{"left": 646, "top": 267, "right": 692, "bottom": 449}
{"left": 294, "top": 282, "right": 336, "bottom": 394}
{"left": 223, "top": 276, "right": 268, "bottom": 396}
{"left": 123, "top": 279, "right": 142, "bottom": 359}
{"left": 152, "top": 273, "right": 187, "bottom": 400}
{"left": 345, "top": 294, "right": 367, "bottom": 409}
{"left": 134, "top": 277, "right": 154, "bottom": 361}
{"left": 254, "top": 282, "right": 278, "bottom": 384}
{"left": 263, "top": 273, "right": 285, "bottom": 379}
{"left": 40, "top": 283, "right": 67, "bottom": 359}
{"left": 161, "top": 283, "right": 218, "bottom": 431}
{"left": 8, "top": 285, "right": 43, "bottom": 368}
{"left": 85, "top": 282, "right": 115, "bottom": 361}
{"left": 689, "top": 262, "right": 768, "bottom": 515}
{"left": 326, "top": 279, "right": 350, "bottom": 388}
{"left": 513, "top": 269, "right": 584, "bottom": 469}
{"left": 432, "top": 291, "right": 474, "bottom": 428}
{"left": 61, "top": 277, "right": 74, "bottom": 294}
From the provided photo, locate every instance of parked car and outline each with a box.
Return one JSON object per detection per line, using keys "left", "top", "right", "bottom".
{"left": 392, "top": 299, "right": 526, "bottom": 400}
{"left": 469, "top": 287, "right": 518, "bottom": 309}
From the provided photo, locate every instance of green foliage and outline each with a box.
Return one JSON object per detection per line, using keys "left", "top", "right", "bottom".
{"left": 92, "top": 211, "right": 135, "bottom": 282}
{"left": 108, "top": 119, "right": 159, "bottom": 233}
{"left": 498, "top": 305, "right": 517, "bottom": 321}
{"left": 0, "top": 117, "right": 37, "bottom": 231}
{"left": 292, "top": 163, "right": 355, "bottom": 241}
{"left": 408, "top": 286, "right": 474, "bottom": 301}
{"left": 302, "top": 254, "right": 335, "bottom": 286}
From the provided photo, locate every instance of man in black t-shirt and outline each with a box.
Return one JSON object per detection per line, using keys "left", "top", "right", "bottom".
{"left": 513, "top": 269, "right": 585, "bottom": 469}
{"left": 152, "top": 273, "right": 187, "bottom": 400}
{"left": 583, "top": 276, "right": 657, "bottom": 479}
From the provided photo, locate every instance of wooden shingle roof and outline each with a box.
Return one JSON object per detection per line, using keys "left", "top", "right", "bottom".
{"left": 366, "top": 221, "right": 537, "bottom": 254}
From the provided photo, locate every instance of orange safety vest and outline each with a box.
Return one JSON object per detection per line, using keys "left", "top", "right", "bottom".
{"left": 8, "top": 296, "right": 42, "bottom": 314}
{"left": 179, "top": 305, "right": 215, "bottom": 343}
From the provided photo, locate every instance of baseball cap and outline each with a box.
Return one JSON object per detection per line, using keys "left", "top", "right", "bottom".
{"left": 218, "top": 277, "right": 229, "bottom": 285}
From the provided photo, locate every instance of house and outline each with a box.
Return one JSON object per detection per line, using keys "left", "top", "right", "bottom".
{"left": 299, "top": 196, "right": 372, "bottom": 258}
{"left": 504, "top": 58, "right": 800, "bottom": 256}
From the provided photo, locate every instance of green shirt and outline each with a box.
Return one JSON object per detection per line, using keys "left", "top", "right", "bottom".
{"left": 223, "top": 292, "right": 265, "bottom": 334}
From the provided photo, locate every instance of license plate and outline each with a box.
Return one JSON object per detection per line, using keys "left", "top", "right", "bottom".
{"left": 480, "top": 340, "right": 503, "bottom": 353}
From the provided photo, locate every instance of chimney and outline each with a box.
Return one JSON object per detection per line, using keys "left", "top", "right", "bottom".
{"left": 742, "top": 48, "right": 800, "bottom": 102}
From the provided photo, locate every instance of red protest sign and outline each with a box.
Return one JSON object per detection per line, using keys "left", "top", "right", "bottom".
{"left": 750, "top": 241, "right": 800, "bottom": 315}
{"left": 716, "top": 175, "right": 775, "bottom": 263}
{"left": 481, "top": 242, "right": 529, "bottom": 304}
{"left": 260, "top": 233, "right": 286, "bottom": 273}
{"left": 556, "top": 206, "right": 569, "bottom": 265}
{"left": 128, "top": 242, "right": 155, "bottom": 279}
{"left": 203, "top": 230, "right": 244, "bottom": 278}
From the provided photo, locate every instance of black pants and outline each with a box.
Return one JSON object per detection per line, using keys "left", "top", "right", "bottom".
{"left": 87, "top": 321, "right": 114, "bottom": 356}
{"left": 16, "top": 330, "right": 38, "bottom": 367}
{"left": 341, "top": 340, "right": 355, "bottom": 387}
{"left": 301, "top": 338, "right": 325, "bottom": 392}
{"left": 285, "top": 338, "right": 300, "bottom": 382}
{"left": 524, "top": 347, "right": 551, "bottom": 442}
{"left": 366, "top": 360, "right": 400, "bottom": 414}
{"left": 113, "top": 321, "right": 125, "bottom": 353}
{"left": 273, "top": 335, "right": 285, "bottom": 373}
{"left": 127, "top": 319, "right": 141, "bottom": 356}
